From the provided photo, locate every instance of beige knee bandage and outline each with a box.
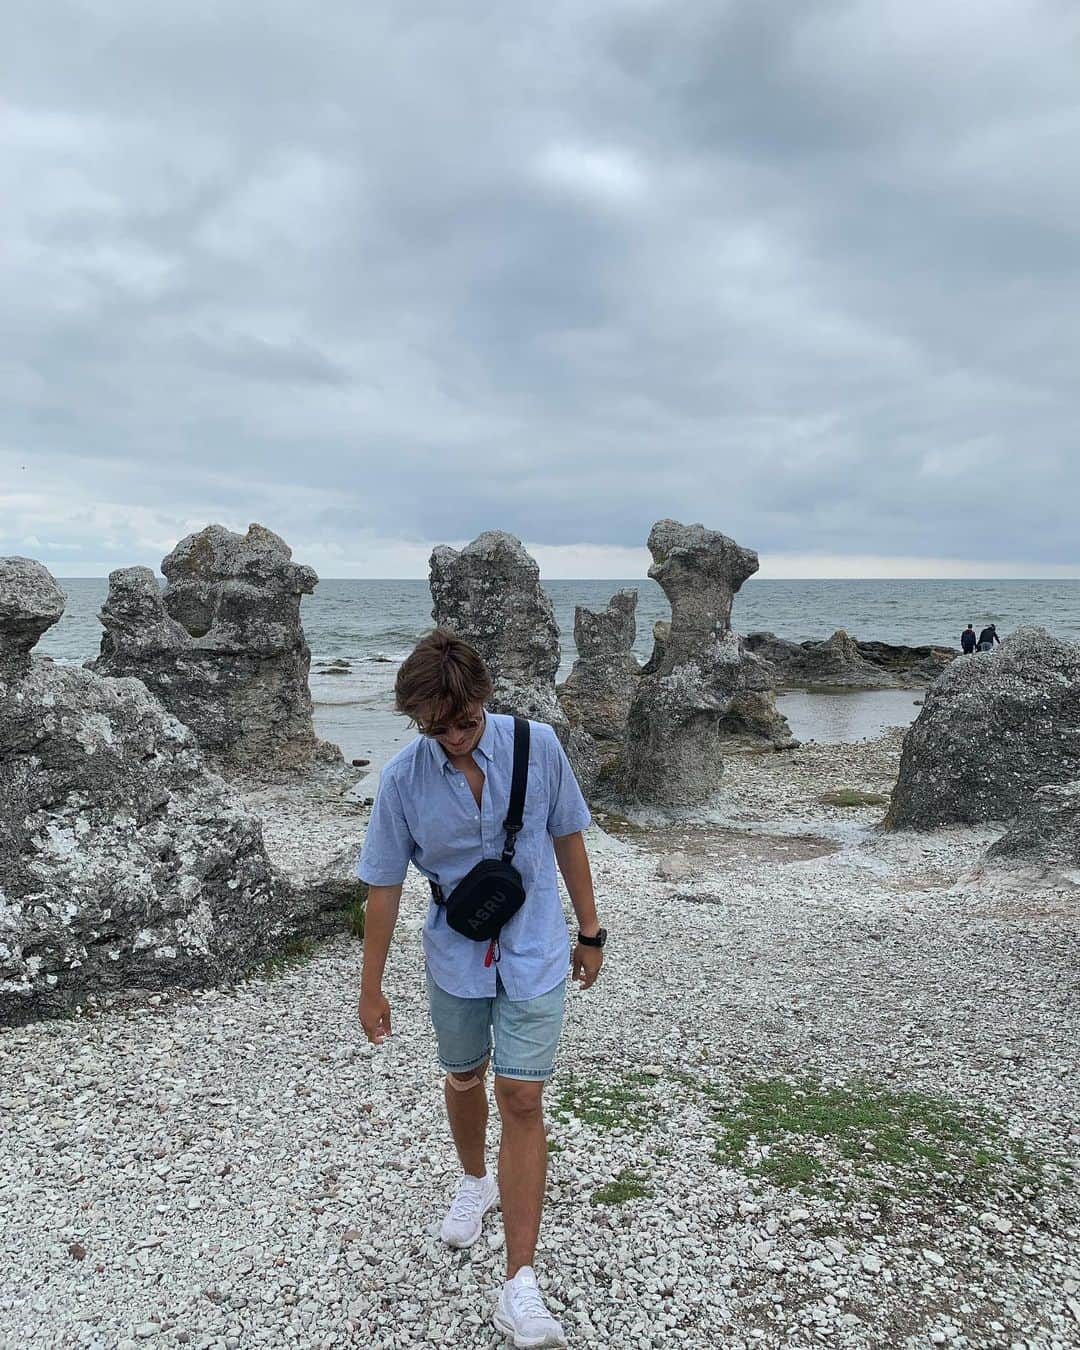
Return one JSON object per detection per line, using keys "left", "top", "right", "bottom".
{"left": 446, "top": 1072, "right": 483, "bottom": 1093}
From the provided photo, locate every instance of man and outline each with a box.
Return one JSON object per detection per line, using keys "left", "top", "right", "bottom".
{"left": 960, "top": 624, "right": 977, "bottom": 655}
{"left": 977, "top": 623, "right": 1001, "bottom": 652}
{"left": 357, "top": 629, "right": 605, "bottom": 1349}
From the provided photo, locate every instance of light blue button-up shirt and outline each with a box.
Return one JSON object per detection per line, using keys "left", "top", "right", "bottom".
{"left": 356, "top": 713, "right": 592, "bottom": 1001}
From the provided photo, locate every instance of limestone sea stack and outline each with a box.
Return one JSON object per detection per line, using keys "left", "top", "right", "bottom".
{"left": 429, "top": 530, "right": 600, "bottom": 793}
{"left": 91, "top": 523, "right": 340, "bottom": 777}
{"left": 429, "top": 530, "right": 565, "bottom": 731}
{"left": 0, "top": 556, "right": 66, "bottom": 681}
{"left": 619, "top": 520, "right": 795, "bottom": 807}
{"left": 0, "top": 558, "right": 287, "bottom": 1023}
{"left": 884, "top": 625, "right": 1080, "bottom": 831}
{"left": 558, "top": 589, "right": 640, "bottom": 744}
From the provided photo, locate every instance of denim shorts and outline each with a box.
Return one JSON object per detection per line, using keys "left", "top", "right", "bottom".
{"left": 425, "top": 969, "right": 567, "bottom": 1081}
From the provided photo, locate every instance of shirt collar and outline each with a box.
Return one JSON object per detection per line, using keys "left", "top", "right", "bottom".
{"left": 474, "top": 711, "right": 496, "bottom": 762}
{"left": 425, "top": 710, "right": 496, "bottom": 772}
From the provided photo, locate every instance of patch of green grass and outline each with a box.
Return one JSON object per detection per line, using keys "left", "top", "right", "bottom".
{"left": 547, "top": 1139, "right": 564, "bottom": 1155}
{"left": 250, "top": 935, "right": 318, "bottom": 980}
{"left": 346, "top": 882, "right": 368, "bottom": 939}
{"left": 818, "top": 789, "right": 889, "bottom": 808}
{"left": 551, "top": 1070, "right": 659, "bottom": 1133}
{"left": 591, "top": 1168, "right": 653, "bottom": 1206}
{"left": 710, "top": 1077, "right": 1043, "bottom": 1206}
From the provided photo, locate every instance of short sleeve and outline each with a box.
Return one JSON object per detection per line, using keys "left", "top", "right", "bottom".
{"left": 356, "top": 771, "right": 415, "bottom": 885}
{"left": 544, "top": 726, "right": 592, "bottom": 838}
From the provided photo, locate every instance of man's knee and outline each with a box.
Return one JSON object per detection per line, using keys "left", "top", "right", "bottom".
{"left": 495, "top": 1076, "right": 545, "bottom": 1120}
{"left": 447, "top": 1060, "right": 488, "bottom": 1093}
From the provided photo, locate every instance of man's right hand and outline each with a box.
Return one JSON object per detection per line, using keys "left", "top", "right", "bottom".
{"left": 358, "top": 990, "right": 392, "bottom": 1044}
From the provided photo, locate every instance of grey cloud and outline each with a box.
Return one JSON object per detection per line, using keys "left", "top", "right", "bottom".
{"left": 184, "top": 332, "right": 352, "bottom": 387}
{"left": 1, "top": 0, "right": 1077, "bottom": 572}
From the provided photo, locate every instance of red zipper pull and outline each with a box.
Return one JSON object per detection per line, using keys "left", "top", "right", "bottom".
{"left": 484, "top": 939, "right": 496, "bottom": 968}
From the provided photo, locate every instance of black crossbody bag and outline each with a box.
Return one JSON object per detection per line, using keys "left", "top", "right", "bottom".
{"left": 429, "top": 716, "right": 530, "bottom": 966}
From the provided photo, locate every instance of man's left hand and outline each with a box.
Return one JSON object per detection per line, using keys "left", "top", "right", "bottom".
{"left": 572, "top": 943, "right": 603, "bottom": 990}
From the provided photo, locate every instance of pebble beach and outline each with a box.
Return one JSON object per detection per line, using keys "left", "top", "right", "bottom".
{"left": 1, "top": 731, "right": 1077, "bottom": 1350}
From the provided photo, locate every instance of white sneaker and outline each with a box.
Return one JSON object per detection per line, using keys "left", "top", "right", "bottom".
{"left": 439, "top": 1172, "right": 499, "bottom": 1249}
{"left": 493, "top": 1267, "right": 568, "bottom": 1348}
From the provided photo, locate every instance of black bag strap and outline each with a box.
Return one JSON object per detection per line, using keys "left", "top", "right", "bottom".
{"left": 501, "top": 716, "right": 530, "bottom": 862}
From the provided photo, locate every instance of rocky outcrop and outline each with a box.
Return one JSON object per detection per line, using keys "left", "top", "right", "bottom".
{"left": 745, "top": 632, "right": 954, "bottom": 688}
{"left": 799, "top": 630, "right": 900, "bottom": 687}
{"left": 91, "top": 524, "right": 339, "bottom": 777}
{"left": 745, "top": 629, "right": 898, "bottom": 688}
{"left": 855, "top": 640, "right": 955, "bottom": 684}
{"left": 619, "top": 521, "right": 796, "bottom": 807}
{"left": 742, "top": 631, "right": 805, "bottom": 675}
{"left": 429, "top": 531, "right": 566, "bottom": 726}
{"left": 429, "top": 531, "right": 601, "bottom": 794}
{"left": 0, "top": 558, "right": 67, "bottom": 682}
{"left": 558, "top": 589, "right": 640, "bottom": 744}
{"left": 0, "top": 559, "right": 330, "bottom": 1022}
{"left": 884, "top": 626, "right": 1080, "bottom": 831}
{"left": 986, "top": 781, "right": 1080, "bottom": 883}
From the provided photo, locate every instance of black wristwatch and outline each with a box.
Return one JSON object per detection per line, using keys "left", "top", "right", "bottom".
{"left": 577, "top": 928, "right": 607, "bottom": 949}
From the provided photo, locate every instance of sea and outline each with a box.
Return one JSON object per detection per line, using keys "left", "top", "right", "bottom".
{"left": 38, "top": 578, "right": 1080, "bottom": 765}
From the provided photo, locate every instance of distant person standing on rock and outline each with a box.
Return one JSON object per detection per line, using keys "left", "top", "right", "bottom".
{"left": 977, "top": 624, "right": 1001, "bottom": 652}
{"left": 960, "top": 624, "right": 977, "bottom": 655}
{"left": 356, "top": 629, "right": 605, "bottom": 1350}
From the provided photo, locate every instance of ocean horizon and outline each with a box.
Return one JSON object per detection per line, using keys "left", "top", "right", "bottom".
{"left": 35, "top": 576, "right": 1080, "bottom": 766}
{"left": 39, "top": 575, "right": 1080, "bottom": 665}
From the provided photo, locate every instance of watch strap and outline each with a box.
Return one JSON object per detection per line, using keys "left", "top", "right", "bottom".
{"left": 576, "top": 927, "right": 607, "bottom": 948}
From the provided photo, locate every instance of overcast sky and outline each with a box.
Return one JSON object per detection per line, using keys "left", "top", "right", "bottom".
{"left": 3, "top": 0, "right": 1078, "bottom": 579}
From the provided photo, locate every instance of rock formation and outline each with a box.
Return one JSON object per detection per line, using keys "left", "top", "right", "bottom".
{"left": 855, "top": 640, "right": 955, "bottom": 684}
{"left": 884, "top": 626, "right": 1080, "bottom": 831}
{"left": 793, "top": 629, "right": 898, "bottom": 687}
{"left": 429, "top": 530, "right": 567, "bottom": 730}
{"left": 744, "top": 632, "right": 953, "bottom": 688}
{"left": 429, "top": 531, "right": 601, "bottom": 794}
{"left": 986, "top": 781, "right": 1080, "bottom": 882}
{"left": 91, "top": 524, "right": 339, "bottom": 777}
{"left": 0, "top": 558, "right": 335, "bottom": 1022}
{"left": 619, "top": 521, "right": 796, "bottom": 807}
{"left": 558, "top": 589, "right": 640, "bottom": 744}
{"left": 745, "top": 629, "right": 897, "bottom": 687}
{"left": 0, "top": 557, "right": 67, "bottom": 681}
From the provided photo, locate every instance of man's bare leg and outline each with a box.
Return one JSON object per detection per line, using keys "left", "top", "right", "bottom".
{"left": 444, "top": 1060, "right": 489, "bottom": 1177}
{"left": 494, "top": 1076, "right": 547, "bottom": 1278}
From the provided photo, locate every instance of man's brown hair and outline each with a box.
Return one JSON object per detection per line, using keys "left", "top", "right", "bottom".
{"left": 395, "top": 629, "right": 493, "bottom": 727}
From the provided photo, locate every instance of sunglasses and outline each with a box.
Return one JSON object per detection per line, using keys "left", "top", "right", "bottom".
{"left": 418, "top": 712, "right": 484, "bottom": 738}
